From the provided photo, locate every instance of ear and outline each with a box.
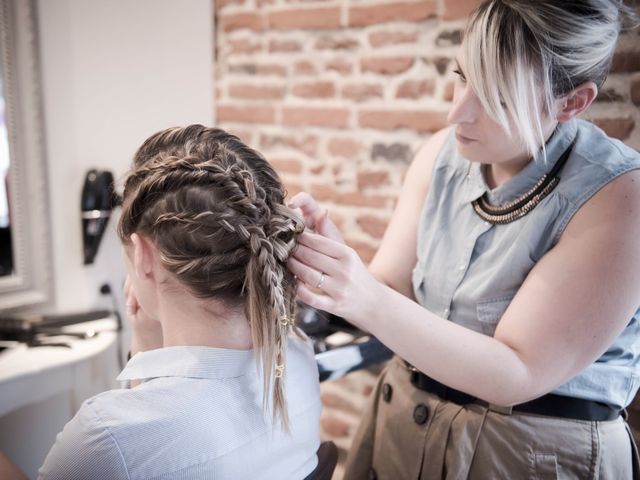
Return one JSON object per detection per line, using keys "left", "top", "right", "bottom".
{"left": 130, "top": 233, "right": 156, "bottom": 282}
{"left": 556, "top": 81, "right": 598, "bottom": 122}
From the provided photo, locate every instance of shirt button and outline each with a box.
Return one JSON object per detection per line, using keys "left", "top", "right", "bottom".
{"left": 382, "top": 383, "right": 393, "bottom": 403}
{"left": 459, "top": 264, "right": 465, "bottom": 271}
{"left": 484, "top": 221, "right": 490, "bottom": 226}
{"left": 443, "top": 308, "right": 449, "bottom": 317}
{"left": 413, "top": 404, "right": 429, "bottom": 425}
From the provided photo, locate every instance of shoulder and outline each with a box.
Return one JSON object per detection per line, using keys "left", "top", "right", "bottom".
{"left": 412, "top": 127, "right": 453, "bottom": 172}
{"left": 39, "top": 396, "right": 129, "bottom": 479}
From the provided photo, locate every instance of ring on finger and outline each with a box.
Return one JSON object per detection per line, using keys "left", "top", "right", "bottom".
{"left": 315, "top": 272, "right": 326, "bottom": 289}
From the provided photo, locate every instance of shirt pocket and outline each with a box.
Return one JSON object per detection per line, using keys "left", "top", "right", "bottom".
{"left": 476, "top": 294, "right": 515, "bottom": 336}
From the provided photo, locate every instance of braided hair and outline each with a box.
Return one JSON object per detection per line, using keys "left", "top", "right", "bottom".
{"left": 118, "top": 125, "right": 304, "bottom": 429}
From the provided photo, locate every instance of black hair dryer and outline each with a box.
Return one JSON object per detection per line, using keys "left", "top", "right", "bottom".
{"left": 81, "top": 169, "right": 121, "bottom": 265}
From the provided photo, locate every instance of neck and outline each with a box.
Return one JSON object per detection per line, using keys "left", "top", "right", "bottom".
{"left": 484, "top": 121, "right": 559, "bottom": 189}
{"left": 156, "top": 288, "right": 253, "bottom": 350}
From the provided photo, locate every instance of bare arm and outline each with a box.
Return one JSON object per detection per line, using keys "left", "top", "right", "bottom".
{"left": 368, "top": 128, "right": 449, "bottom": 298}
{"left": 290, "top": 169, "right": 640, "bottom": 405}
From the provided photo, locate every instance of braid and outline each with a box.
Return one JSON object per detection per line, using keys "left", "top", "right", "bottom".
{"left": 118, "top": 125, "right": 304, "bottom": 429}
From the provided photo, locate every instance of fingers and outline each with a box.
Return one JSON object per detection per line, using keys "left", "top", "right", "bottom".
{"left": 288, "top": 192, "right": 320, "bottom": 213}
{"left": 297, "top": 231, "right": 349, "bottom": 259}
{"left": 293, "top": 243, "right": 340, "bottom": 278}
{"left": 315, "top": 209, "right": 344, "bottom": 243}
{"left": 288, "top": 257, "right": 335, "bottom": 293}
{"left": 296, "top": 282, "right": 334, "bottom": 312}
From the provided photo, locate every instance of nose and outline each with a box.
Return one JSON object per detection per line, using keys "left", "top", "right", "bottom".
{"left": 447, "top": 83, "right": 480, "bottom": 125}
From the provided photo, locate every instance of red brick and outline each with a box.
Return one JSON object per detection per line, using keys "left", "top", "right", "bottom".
{"left": 357, "top": 214, "right": 389, "bottom": 239}
{"left": 309, "top": 164, "right": 325, "bottom": 174}
{"left": 357, "top": 171, "right": 391, "bottom": 190}
{"left": 284, "top": 182, "right": 304, "bottom": 199}
{"left": 259, "top": 133, "right": 318, "bottom": 156}
{"left": 349, "top": 1, "right": 437, "bottom": 27}
{"left": 257, "top": 0, "right": 275, "bottom": 5}
{"left": 359, "top": 109, "right": 448, "bottom": 133}
{"left": 283, "top": 107, "right": 350, "bottom": 128}
{"left": 268, "top": 157, "right": 304, "bottom": 174}
{"left": 268, "top": 39, "right": 302, "bottom": 53}
{"left": 219, "top": 12, "right": 264, "bottom": 32}
{"left": 292, "top": 81, "right": 336, "bottom": 98}
{"left": 226, "top": 127, "right": 254, "bottom": 145}
{"left": 268, "top": 7, "right": 341, "bottom": 30}
{"left": 325, "top": 58, "right": 353, "bottom": 75}
{"left": 256, "top": 64, "right": 288, "bottom": 76}
{"left": 328, "top": 138, "right": 361, "bottom": 158}
{"left": 229, "top": 84, "right": 285, "bottom": 99}
{"left": 294, "top": 60, "right": 317, "bottom": 75}
{"left": 342, "top": 83, "right": 384, "bottom": 102}
{"left": 215, "top": 0, "right": 245, "bottom": 11}
{"left": 315, "top": 35, "right": 360, "bottom": 50}
{"left": 217, "top": 105, "right": 276, "bottom": 124}
{"left": 346, "top": 237, "right": 377, "bottom": 263}
{"left": 442, "top": 0, "right": 481, "bottom": 20}
{"left": 396, "top": 79, "right": 435, "bottom": 99}
{"left": 632, "top": 78, "right": 640, "bottom": 106}
{"left": 361, "top": 57, "right": 415, "bottom": 75}
{"left": 309, "top": 185, "right": 390, "bottom": 208}
{"left": 369, "top": 30, "right": 419, "bottom": 48}
{"left": 593, "top": 117, "right": 636, "bottom": 140}
{"left": 226, "top": 38, "right": 262, "bottom": 55}
{"left": 610, "top": 50, "right": 640, "bottom": 73}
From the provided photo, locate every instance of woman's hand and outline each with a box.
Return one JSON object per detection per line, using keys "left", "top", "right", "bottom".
{"left": 288, "top": 192, "right": 343, "bottom": 242}
{"left": 124, "top": 275, "right": 163, "bottom": 356}
{"left": 288, "top": 230, "right": 385, "bottom": 331}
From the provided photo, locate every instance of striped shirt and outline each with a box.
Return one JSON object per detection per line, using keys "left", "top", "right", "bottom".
{"left": 38, "top": 337, "right": 321, "bottom": 479}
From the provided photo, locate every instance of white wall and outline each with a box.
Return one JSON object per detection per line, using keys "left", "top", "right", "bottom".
{"left": 38, "top": 0, "right": 214, "bottom": 314}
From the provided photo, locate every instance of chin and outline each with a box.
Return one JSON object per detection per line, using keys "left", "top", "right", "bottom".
{"left": 455, "top": 142, "right": 485, "bottom": 163}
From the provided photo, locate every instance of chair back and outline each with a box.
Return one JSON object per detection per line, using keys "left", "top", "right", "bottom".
{"left": 303, "top": 441, "right": 338, "bottom": 480}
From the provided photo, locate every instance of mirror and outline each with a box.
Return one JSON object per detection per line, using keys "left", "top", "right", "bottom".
{"left": 0, "top": 0, "right": 53, "bottom": 311}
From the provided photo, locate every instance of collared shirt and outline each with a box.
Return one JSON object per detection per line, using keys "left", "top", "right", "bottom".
{"left": 412, "top": 119, "right": 640, "bottom": 409}
{"left": 38, "top": 337, "right": 321, "bottom": 479}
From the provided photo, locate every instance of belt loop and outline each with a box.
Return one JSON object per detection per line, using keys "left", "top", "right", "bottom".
{"left": 488, "top": 403, "right": 513, "bottom": 415}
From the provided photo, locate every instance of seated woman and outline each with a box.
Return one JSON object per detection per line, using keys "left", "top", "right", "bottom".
{"left": 38, "top": 125, "right": 322, "bottom": 479}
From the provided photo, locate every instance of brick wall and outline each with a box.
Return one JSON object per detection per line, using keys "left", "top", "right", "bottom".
{"left": 213, "top": 1, "right": 640, "bottom": 477}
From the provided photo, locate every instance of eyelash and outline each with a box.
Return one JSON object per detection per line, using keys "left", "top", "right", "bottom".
{"left": 453, "top": 69, "right": 466, "bottom": 82}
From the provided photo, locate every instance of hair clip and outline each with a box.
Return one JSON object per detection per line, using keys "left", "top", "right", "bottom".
{"left": 275, "top": 364, "right": 285, "bottom": 378}
{"left": 279, "top": 315, "right": 295, "bottom": 327}
{"left": 293, "top": 221, "right": 304, "bottom": 234}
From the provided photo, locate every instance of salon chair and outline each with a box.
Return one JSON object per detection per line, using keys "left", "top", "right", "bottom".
{"left": 304, "top": 441, "right": 338, "bottom": 480}
{"left": 297, "top": 303, "right": 393, "bottom": 382}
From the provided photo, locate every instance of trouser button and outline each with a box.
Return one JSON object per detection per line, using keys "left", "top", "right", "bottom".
{"left": 413, "top": 403, "right": 429, "bottom": 425}
{"left": 382, "top": 383, "right": 393, "bottom": 403}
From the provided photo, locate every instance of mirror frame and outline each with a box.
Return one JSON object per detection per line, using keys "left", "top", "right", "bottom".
{"left": 0, "top": 0, "right": 53, "bottom": 311}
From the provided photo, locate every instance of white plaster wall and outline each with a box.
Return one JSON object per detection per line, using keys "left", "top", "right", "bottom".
{"left": 38, "top": 0, "right": 214, "bottom": 314}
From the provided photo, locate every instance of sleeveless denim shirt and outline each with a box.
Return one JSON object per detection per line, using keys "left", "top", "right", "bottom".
{"left": 412, "top": 119, "right": 640, "bottom": 410}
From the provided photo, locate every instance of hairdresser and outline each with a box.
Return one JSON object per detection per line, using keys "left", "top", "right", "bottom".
{"left": 288, "top": 1, "right": 640, "bottom": 478}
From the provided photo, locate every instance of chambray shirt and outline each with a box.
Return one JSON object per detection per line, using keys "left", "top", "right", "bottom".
{"left": 38, "top": 337, "right": 321, "bottom": 480}
{"left": 412, "top": 119, "right": 640, "bottom": 410}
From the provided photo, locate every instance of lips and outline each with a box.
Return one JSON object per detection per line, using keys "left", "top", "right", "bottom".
{"left": 455, "top": 132, "right": 477, "bottom": 143}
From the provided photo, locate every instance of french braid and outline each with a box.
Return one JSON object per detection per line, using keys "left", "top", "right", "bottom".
{"left": 118, "top": 125, "right": 304, "bottom": 428}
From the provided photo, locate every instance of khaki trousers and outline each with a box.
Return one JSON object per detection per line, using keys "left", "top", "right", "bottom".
{"left": 344, "top": 356, "right": 639, "bottom": 480}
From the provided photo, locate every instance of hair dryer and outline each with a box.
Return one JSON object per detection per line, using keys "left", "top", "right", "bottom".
{"left": 81, "top": 169, "right": 121, "bottom": 265}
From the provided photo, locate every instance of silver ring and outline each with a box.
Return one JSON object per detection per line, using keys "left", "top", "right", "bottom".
{"left": 315, "top": 272, "right": 325, "bottom": 289}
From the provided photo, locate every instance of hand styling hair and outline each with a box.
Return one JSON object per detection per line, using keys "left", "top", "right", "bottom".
{"left": 117, "top": 125, "right": 304, "bottom": 428}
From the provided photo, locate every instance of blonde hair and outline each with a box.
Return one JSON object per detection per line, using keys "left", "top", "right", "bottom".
{"left": 118, "top": 125, "right": 304, "bottom": 429}
{"left": 463, "top": 0, "right": 633, "bottom": 158}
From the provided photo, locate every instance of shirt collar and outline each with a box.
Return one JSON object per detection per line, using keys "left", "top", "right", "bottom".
{"left": 117, "top": 345, "right": 257, "bottom": 382}
{"left": 461, "top": 119, "right": 578, "bottom": 204}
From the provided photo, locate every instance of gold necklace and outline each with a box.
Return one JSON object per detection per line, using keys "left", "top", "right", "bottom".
{"left": 472, "top": 141, "right": 574, "bottom": 225}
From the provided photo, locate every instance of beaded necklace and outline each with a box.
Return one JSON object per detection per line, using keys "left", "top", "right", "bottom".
{"left": 472, "top": 140, "right": 574, "bottom": 225}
